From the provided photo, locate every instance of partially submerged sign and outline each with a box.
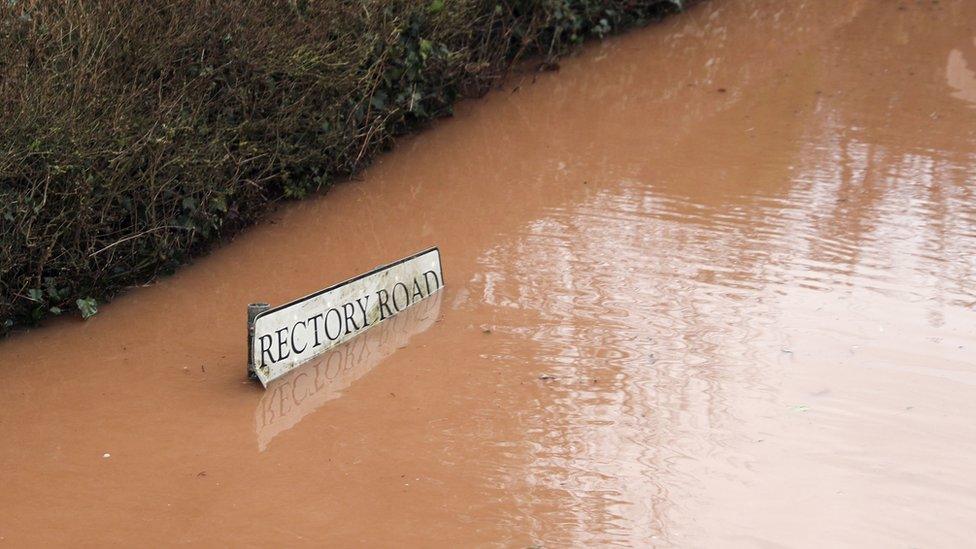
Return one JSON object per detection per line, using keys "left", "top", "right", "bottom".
{"left": 248, "top": 247, "right": 443, "bottom": 386}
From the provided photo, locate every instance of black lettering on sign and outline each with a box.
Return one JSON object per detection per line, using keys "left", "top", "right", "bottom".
{"left": 342, "top": 302, "right": 360, "bottom": 335}
{"left": 260, "top": 335, "right": 275, "bottom": 367}
{"left": 411, "top": 278, "right": 425, "bottom": 301}
{"left": 276, "top": 327, "right": 291, "bottom": 361}
{"left": 309, "top": 313, "right": 324, "bottom": 347}
{"left": 392, "top": 282, "right": 410, "bottom": 311}
{"left": 291, "top": 320, "right": 307, "bottom": 354}
{"left": 324, "top": 307, "right": 342, "bottom": 341}
{"left": 376, "top": 289, "right": 394, "bottom": 320}
{"left": 423, "top": 270, "right": 441, "bottom": 294}
{"left": 356, "top": 295, "right": 371, "bottom": 328}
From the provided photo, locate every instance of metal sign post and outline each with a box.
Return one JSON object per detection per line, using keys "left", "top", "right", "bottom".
{"left": 247, "top": 302, "right": 270, "bottom": 379}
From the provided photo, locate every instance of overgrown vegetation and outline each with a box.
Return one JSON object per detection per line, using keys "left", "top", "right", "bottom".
{"left": 0, "top": 0, "right": 680, "bottom": 332}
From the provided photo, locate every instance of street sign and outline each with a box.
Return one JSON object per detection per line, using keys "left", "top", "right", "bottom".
{"left": 248, "top": 247, "right": 443, "bottom": 386}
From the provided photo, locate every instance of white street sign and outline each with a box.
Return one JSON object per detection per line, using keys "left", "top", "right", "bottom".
{"left": 249, "top": 247, "right": 443, "bottom": 386}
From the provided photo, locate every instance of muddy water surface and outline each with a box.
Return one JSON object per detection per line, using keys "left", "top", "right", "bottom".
{"left": 2, "top": 0, "right": 976, "bottom": 546}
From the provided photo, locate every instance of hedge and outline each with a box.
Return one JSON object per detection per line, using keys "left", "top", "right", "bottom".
{"left": 0, "top": 0, "right": 680, "bottom": 333}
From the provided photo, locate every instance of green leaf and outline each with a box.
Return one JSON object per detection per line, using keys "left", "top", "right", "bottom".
{"left": 428, "top": 0, "right": 444, "bottom": 14}
{"left": 419, "top": 39, "right": 433, "bottom": 61}
{"left": 76, "top": 297, "right": 98, "bottom": 320}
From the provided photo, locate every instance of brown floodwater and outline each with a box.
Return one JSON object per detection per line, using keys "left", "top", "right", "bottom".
{"left": 2, "top": 0, "right": 976, "bottom": 546}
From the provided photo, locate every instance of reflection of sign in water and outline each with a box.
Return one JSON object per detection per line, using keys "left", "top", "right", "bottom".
{"left": 250, "top": 248, "right": 443, "bottom": 386}
{"left": 254, "top": 291, "right": 442, "bottom": 451}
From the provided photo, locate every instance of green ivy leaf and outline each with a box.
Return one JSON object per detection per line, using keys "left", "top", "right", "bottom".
{"left": 76, "top": 297, "right": 98, "bottom": 320}
{"left": 419, "top": 39, "right": 433, "bottom": 61}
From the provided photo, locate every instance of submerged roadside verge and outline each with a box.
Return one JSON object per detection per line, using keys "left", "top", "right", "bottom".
{"left": 0, "top": 0, "right": 682, "bottom": 333}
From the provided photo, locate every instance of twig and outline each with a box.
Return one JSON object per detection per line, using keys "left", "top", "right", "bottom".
{"left": 89, "top": 225, "right": 192, "bottom": 257}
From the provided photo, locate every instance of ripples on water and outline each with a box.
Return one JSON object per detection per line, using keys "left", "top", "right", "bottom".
{"left": 463, "top": 16, "right": 976, "bottom": 541}
{"left": 473, "top": 161, "right": 973, "bottom": 542}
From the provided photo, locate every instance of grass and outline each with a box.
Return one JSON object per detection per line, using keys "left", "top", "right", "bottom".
{"left": 0, "top": 0, "right": 680, "bottom": 333}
